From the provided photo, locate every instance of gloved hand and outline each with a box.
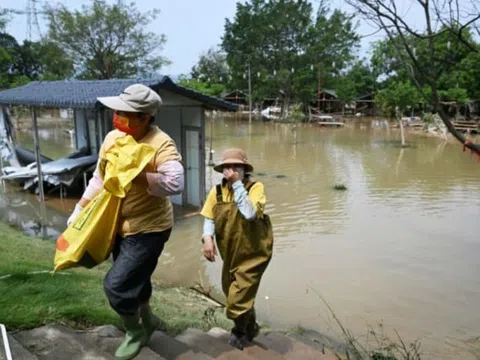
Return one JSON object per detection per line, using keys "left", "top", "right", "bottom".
{"left": 67, "top": 203, "right": 83, "bottom": 226}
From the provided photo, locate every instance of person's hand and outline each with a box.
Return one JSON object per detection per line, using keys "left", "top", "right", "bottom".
{"left": 132, "top": 171, "right": 149, "bottom": 188}
{"left": 223, "top": 168, "right": 241, "bottom": 183}
{"left": 67, "top": 203, "right": 83, "bottom": 226}
{"left": 203, "top": 236, "right": 217, "bottom": 262}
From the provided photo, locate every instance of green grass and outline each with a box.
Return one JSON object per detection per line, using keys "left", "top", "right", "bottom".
{"left": 0, "top": 222, "right": 229, "bottom": 335}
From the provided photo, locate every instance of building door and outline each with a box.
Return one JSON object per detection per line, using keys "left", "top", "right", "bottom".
{"left": 182, "top": 126, "right": 202, "bottom": 207}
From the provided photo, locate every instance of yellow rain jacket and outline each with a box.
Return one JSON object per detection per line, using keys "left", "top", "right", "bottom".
{"left": 54, "top": 135, "right": 156, "bottom": 272}
{"left": 202, "top": 181, "right": 274, "bottom": 320}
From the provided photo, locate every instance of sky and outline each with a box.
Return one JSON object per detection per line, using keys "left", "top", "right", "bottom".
{"left": 1, "top": 0, "right": 459, "bottom": 76}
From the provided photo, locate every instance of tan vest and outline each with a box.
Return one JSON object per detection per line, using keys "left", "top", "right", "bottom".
{"left": 100, "top": 127, "right": 182, "bottom": 237}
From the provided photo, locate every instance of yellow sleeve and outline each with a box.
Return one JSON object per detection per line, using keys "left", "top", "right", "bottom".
{"left": 155, "top": 137, "right": 182, "bottom": 167}
{"left": 248, "top": 182, "right": 266, "bottom": 217}
{"left": 200, "top": 186, "right": 217, "bottom": 219}
{"left": 96, "top": 132, "right": 114, "bottom": 179}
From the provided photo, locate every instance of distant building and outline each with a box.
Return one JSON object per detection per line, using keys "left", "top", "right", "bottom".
{"left": 222, "top": 90, "right": 247, "bottom": 106}
{"left": 355, "top": 93, "right": 376, "bottom": 116}
{"left": 314, "top": 89, "right": 343, "bottom": 114}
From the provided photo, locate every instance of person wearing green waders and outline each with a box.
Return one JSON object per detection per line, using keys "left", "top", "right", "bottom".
{"left": 201, "top": 148, "right": 274, "bottom": 350}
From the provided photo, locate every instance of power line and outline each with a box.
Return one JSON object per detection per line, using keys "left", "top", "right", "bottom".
{"left": 4, "top": 0, "right": 45, "bottom": 40}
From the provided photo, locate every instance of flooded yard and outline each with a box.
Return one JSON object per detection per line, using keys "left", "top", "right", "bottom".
{"left": 158, "top": 117, "right": 480, "bottom": 359}
{"left": 1, "top": 116, "right": 479, "bottom": 359}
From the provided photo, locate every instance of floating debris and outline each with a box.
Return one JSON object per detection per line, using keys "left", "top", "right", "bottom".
{"left": 333, "top": 184, "right": 347, "bottom": 191}
{"left": 275, "top": 174, "right": 287, "bottom": 179}
{"left": 372, "top": 140, "right": 417, "bottom": 149}
{"left": 255, "top": 172, "right": 267, "bottom": 177}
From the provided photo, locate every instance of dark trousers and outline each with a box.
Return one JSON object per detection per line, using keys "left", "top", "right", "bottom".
{"left": 103, "top": 229, "right": 171, "bottom": 316}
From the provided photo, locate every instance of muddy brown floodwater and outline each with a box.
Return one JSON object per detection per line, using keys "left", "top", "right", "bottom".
{"left": 2, "top": 116, "right": 479, "bottom": 359}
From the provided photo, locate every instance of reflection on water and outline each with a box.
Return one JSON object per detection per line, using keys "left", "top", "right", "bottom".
{"left": 0, "top": 185, "right": 69, "bottom": 238}
{"left": 0, "top": 125, "right": 76, "bottom": 236}
{"left": 159, "top": 117, "right": 480, "bottom": 360}
{"left": 1, "top": 117, "right": 480, "bottom": 359}
{"left": 15, "top": 124, "right": 75, "bottom": 160}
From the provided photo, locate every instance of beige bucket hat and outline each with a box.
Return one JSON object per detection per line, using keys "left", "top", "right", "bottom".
{"left": 214, "top": 148, "right": 254, "bottom": 173}
{"left": 97, "top": 84, "right": 162, "bottom": 115}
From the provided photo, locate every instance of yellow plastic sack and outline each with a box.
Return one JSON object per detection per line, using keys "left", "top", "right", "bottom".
{"left": 54, "top": 135, "right": 156, "bottom": 272}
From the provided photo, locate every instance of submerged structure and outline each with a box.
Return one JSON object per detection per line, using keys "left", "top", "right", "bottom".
{"left": 0, "top": 77, "right": 237, "bottom": 209}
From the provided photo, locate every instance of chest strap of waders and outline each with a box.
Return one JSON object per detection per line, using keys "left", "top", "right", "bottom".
{"left": 246, "top": 182, "right": 256, "bottom": 193}
{"left": 216, "top": 184, "right": 223, "bottom": 203}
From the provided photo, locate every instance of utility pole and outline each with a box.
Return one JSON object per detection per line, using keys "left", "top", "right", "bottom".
{"left": 5, "top": 1, "right": 44, "bottom": 41}
{"left": 317, "top": 70, "right": 321, "bottom": 113}
{"left": 31, "top": 107, "right": 46, "bottom": 235}
{"left": 248, "top": 62, "right": 252, "bottom": 124}
{"left": 208, "top": 117, "right": 214, "bottom": 166}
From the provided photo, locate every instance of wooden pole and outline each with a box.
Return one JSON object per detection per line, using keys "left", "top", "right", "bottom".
{"left": 0, "top": 108, "right": 4, "bottom": 191}
{"left": 0, "top": 144, "right": 4, "bottom": 192}
{"left": 317, "top": 69, "right": 321, "bottom": 113}
{"left": 248, "top": 62, "right": 252, "bottom": 124}
{"left": 208, "top": 116, "right": 214, "bottom": 166}
{"left": 31, "top": 107, "right": 46, "bottom": 229}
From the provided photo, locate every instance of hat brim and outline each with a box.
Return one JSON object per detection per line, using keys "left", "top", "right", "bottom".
{"left": 97, "top": 96, "right": 140, "bottom": 113}
{"left": 214, "top": 160, "right": 254, "bottom": 173}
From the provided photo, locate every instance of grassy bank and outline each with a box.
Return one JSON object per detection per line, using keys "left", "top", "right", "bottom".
{"left": 0, "top": 222, "right": 229, "bottom": 335}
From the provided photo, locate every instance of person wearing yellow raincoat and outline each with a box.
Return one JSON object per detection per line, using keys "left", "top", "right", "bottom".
{"left": 66, "top": 84, "right": 184, "bottom": 360}
{"left": 201, "top": 148, "right": 274, "bottom": 350}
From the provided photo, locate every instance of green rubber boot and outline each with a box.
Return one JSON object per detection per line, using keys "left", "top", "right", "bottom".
{"left": 140, "top": 304, "right": 161, "bottom": 343}
{"left": 115, "top": 315, "right": 147, "bottom": 360}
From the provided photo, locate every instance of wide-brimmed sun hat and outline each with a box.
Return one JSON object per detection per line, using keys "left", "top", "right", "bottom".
{"left": 213, "top": 148, "right": 254, "bottom": 173}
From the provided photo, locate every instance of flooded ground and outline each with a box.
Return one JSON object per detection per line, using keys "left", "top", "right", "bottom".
{"left": 0, "top": 123, "right": 75, "bottom": 237}
{"left": 157, "top": 117, "right": 480, "bottom": 359}
{"left": 1, "top": 116, "right": 480, "bottom": 359}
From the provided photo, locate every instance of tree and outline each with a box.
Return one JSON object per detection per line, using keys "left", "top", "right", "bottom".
{"left": 40, "top": 42, "right": 74, "bottom": 80}
{"left": 376, "top": 81, "right": 421, "bottom": 146}
{"left": 45, "top": 0, "right": 169, "bottom": 79}
{"left": 223, "top": 0, "right": 315, "bottom": 109}
{"left": 6, "top": 39, "right": 74, "bottom": 81}
{"left": 12, "top": 41, "right": 43, "bottom": 80}
{"left": 222, "top": 0, "right": 360, "bottom": 115}
{"left": 309, "top": 2, "right": 360, "bottom": 105}
{"left": 0, "top": 30, "right": 74, "bottom": 88}
{"left": 0, "top": 8, "right": 8, "bottom": 32}
{"left": 191, "top": 48, "right": 229, "bottom": 84}
{"left": 177, "top": 77, "right": 225, "bottom": 98}
{"left": 0, "top": 33, "right": 24, "bottom": 89}
{"left": 345, "top": 0, "right": 480, "bottom": 155}
{"left": 372, "top": 30, "right": 479, "bottom": 119}
{"left": 335, "top": 76, "right": 357, "bottom": 114}
{"left": 335, "top": 61, "right": 375, "bottom": 113}
{"left": 0, "top": 33, "right": 16, "bottom": 73}
{"left": 17, "top": 41, "right": 75, "bottom": 81}
{"left": 456, "top": 52, "right": 480, "bottom": 100}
